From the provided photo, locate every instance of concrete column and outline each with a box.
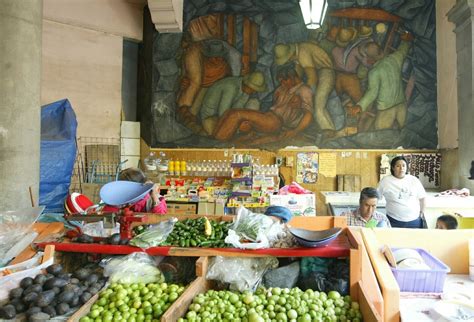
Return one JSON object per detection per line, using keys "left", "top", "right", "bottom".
{"left": 0, "top": 1, "right": 43, "bottom": 210}
{"left": 448, "top": 0, "right": 474, "bottom": 191}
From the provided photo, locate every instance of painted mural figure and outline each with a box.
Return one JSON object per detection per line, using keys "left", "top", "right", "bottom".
{"left": 354, "top": 31, "right": 414, "bottom": 130}
{"left": 177, "top": 36, "right": 232, "bottom": 135}
{"left": 274, "top": 41, "right": 336, "bottom": 134}
{"left": 213, "top": 64, "right": 313, "bottom": 145}
{"left": 332, "top": 26, "right": 374, "bottom": 112}
{"left": 199, "top": 71, "right": 267, "bottom": 136}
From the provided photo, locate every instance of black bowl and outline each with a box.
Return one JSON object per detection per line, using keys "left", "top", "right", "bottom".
{"left": 288, "top": 227, "right": 342, "bottom": 242}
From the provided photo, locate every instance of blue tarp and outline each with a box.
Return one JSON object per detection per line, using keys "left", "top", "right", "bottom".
{"left": 39, "top": 99, "right": 77, "bottom": 213}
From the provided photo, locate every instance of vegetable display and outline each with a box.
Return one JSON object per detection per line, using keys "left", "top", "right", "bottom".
{"left": 179, "top": 287, "right": 362, "bottom": 322}
{"left": 161, "top": 218, "right": 232, "bottom": 248}
{"left": 79, "top": 282, "right": 185, "bottom": 322}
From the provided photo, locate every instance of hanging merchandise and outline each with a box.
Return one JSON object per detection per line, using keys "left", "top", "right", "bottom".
{"left": 380, "top": 153, "right": 441, "bottom": 188}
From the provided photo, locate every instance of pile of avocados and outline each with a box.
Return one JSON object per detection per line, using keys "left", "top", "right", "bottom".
{"left": 0, "top": 263, "right": 107, "bottom": 321}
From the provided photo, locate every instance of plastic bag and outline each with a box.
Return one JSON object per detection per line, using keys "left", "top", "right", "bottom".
{"left": 0, "top": 252, "right": 54, "bottom": 301}
{"left": 206, "top": 256, "right": 278, "bottom": 292}
{"left": 225, "top": 207, "right": 284, "bottom": 249}
{"left": 129, "top": 217, "right": 177, "bottom": 248}
{"left": 103, "top": 252, "right": 165, "bottom": 284}
{"left": 0, "top": 207, "right": 44, "bottom": 266}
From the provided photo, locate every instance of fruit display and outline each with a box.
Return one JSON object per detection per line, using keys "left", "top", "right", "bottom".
{"left": 0, "top": 264, "right": 107, "bottom": 321}
{"left": 178, "top": 287, "right": 362, "bottom": 322}
{"left": 161, "top": 217, "right": 232, "bottom": 248}
{"left": 79, "top": 282, "right": 185, "bottom": 322}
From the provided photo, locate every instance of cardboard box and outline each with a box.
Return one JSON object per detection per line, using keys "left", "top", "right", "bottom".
{"left": 166, "top": 203, "right": 197, "bottom": 215}
{"left": 269, "top": 194, "right": 316, "bottom": 216}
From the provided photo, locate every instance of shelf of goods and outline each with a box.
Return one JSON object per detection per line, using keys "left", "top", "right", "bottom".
{"left": 361, "top": 227, "right": 474, "bottom": 322}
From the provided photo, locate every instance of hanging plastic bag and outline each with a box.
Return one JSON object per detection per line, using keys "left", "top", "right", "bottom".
{"left": 225, "top": 207, "right": 284, "bottom": 249}
{"left": 129, "top": 217, "right": 177, "bottom": 248}
{"left": 0, "top": 207, "right": 44, "bottom": 266}
{"left": 103, "top": 252, "right": 165, "bottom": 284}
{"left": 206, "top": 256, "right": 278, "bottom": 292}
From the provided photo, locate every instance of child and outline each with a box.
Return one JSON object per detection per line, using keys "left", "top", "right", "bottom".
{"left": 435, "top": 214, "right": 458, "bottom": 230}
{"left": 104, "top": 167, "right": 167, "bottom": 214}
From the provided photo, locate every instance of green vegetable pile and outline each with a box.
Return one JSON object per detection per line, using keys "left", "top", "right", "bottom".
{"left": 79, "top": 282, "right": 185, "bottom": 322}
{"left": 179, "top": 287, "right": 362, "bottom": 322}
{"left": 161, "top": 218, "right": 232, "bottom": 248}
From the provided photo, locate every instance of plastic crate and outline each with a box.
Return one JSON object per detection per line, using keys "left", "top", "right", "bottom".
{"left": 390, "top": 248, "right": 450, "bottom": 293}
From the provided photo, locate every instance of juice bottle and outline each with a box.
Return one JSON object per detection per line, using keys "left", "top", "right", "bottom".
{"left": 181, "top": 160, "right": 187, "bottom": 175}
{"left": 175, "top": 160, "right": 181, "bottom": 176}
{"left": 168, "top": 160, "right": 175, "bottom": 176}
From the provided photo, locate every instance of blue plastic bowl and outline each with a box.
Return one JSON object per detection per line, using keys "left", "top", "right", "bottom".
{"left": 288, "top": 227, "right": 342, "bottom": 242}
{"left": 100, "top": 181, "right": 154, "bottom": 207}
{"left": 292, "top": 233, "right": 340, "bottom": 248}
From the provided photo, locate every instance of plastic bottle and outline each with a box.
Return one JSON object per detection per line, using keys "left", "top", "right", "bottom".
{"left": 175, "top": 160, "right": 181, "bottom": 176}
{"left": 168, "top": 160, "right": 175, "bottom": 176}
{"left": 144, "top": 152, "right": 158, "bottom": 171}
{"left": 181, "top": 160, "right": 187, "bottom": 176}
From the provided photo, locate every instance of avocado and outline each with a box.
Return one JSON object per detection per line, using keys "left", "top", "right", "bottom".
{"left": 33, "top": 274, "right": 47, "bottom": 285}
{"left": 14, "top": 300, "right": 27, "bottom": 313}
{"left": 24, "top": 284, "right": 42, "bottom": 295}
{"left": 56, "top": 302, "right": 70, "bottom": 315}
{"left": 46, "top": 264, "right": 63, "bottom": 276}
{"left": 73, "top": 268, "right": 90, "bottom": 281}
{"left": 70, "top": 296, "right": 79, "bottom": 307}
{"left": 35, "top": 290, "right": 55, "bottom": 307}
{"left": 25, "top": 306, "right": 41, "bottom": 317}
{"left": 0, "top": 304, "right": 16, "bottom": 319}
{"left": 58, "top": 290, "right": 75, "bottom": 304}
{"left": 29, "top": 312, "right": 50, "bottom": 321}
{"left": 23, "top": 291, "right": 39, "bottom": 304}
{"left": 43, "top": 277, "right": 68, "bottom": 290}
{"left": 80, "top": 291, "right": 92, "bottom": 304}
{"left": 9, "top": 287, "right": 23, "bottom": 299}
{"left": 70, "top": 277, "right": 80, "bottom": 284}
{"left": 42, "top": 306, "right": 56, "bottom": 317}
{"left": 20, "top": 277, "right": 34, "bottom": 288}
{"left": 85, "top": 273, "right": 99, "bottom": 285}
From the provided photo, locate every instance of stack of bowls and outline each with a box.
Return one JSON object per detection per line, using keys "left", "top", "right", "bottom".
{"left": 288, "top": 227, "right": 342, "bottom": 248}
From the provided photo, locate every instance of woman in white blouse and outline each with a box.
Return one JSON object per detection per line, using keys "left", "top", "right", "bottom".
{"left": 377, "top": 156, "right": 426, "bottom": 228}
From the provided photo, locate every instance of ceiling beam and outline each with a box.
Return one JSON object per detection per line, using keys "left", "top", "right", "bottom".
{"left": 147, "top": 0, "right": 183, "bottom": 33}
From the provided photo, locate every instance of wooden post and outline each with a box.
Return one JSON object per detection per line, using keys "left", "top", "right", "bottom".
{"left": 242, "top": 17, "right": 251, "bottom": 75}
{"left": 227, "top": 14, "right": 235, "bottom": 47}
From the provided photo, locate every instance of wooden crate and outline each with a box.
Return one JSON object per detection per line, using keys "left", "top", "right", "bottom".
{"left": 162, "top": 263, "right": 381, "bottom": 322}
{"left": 68, "top": 256, "right": 209, "bottom": 322}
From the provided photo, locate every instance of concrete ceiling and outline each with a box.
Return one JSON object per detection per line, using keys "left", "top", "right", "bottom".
{"left": 147, "top": 0, "right": 183, "bottom": 33}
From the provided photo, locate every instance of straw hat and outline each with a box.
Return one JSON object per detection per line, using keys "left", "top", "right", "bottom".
{"left": 242, "top": 71, "right": 267, "bottom": 92}
{"left": 202, "top": 39, "right": 228, "bottom": 57}
{"left": 359, "top": 25, "right": 373, "bottom": 38}
{"left": 336, "top": 27, "right": 358, "bottom": 47}
{"left": 274, "top": 44, "right": 296, "bottom": 66}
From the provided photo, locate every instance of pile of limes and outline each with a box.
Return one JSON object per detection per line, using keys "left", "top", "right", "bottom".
{"left": 179, "top": 287, "right": 362, "bottom": 322}
{"left": 79, "top": 282, "right": 185, "bottom": 322}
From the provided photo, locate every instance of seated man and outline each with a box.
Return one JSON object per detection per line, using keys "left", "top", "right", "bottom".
{"left": 342, "top": 187, "right": 391, "bottom": 227}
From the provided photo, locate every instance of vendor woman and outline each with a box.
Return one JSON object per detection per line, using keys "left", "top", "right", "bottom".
{"left": 377, "top": 156, "right": 426, "bottom": 228}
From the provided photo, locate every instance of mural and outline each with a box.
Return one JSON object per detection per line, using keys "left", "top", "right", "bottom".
{"left": 141, "top": 0, "right": 436, "bottom": 149}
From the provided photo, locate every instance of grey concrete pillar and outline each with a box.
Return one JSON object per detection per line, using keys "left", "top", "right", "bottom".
{"left": 0, "top": 0, "right": 43, "bottom": 210}
{"left": 448, "top": 0, "right": 474, "bottom": 191}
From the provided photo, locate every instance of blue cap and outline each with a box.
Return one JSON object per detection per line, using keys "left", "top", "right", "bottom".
{"left": 100, "top": 181, "right": 154, "bottom": 207}
{"left": 264, "top": 206, "right": 293, "bottom": 223}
